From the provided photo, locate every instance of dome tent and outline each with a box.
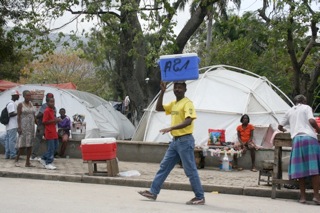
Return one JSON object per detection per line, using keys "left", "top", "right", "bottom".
{"left": 0, "top": 85, "right": 135, "bottom": 140}
{"left": 132, "top": 65, "right": 293, "bottom": 146}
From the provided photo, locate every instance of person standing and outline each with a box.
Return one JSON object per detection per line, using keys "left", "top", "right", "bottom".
{"left": 39, "top": 97, "right": 61, "bottom": 170}
{"left": 31, "top": 93, "right": 54, "bottom": 161}
{"left": 138, "top": 81, "right": 205, "bottom": 205}
{"left": 4, "top": 90, "right": 20, "bottom": 159}
{"left": 15, "top": 90, "right": 36, "bottom": 167}
{"left": 57, "top": 108, "right": 71, "bottom": 158}
{"left": 278, "top": 94, "right": 320, "bottom": 205}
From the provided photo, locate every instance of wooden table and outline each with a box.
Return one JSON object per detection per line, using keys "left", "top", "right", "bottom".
{"left": 272, "top": 133, "right": 296, "bottom": 199}
{"left": 83, "top": 158, "right": 119, "bottom": 177}
{"left": 271, "top": 133, "right": 320, "bottom": 199}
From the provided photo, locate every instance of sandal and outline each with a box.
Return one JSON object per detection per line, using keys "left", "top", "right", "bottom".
{"left": 14, "top": 162, "right": 20, "bottom": 167}
{"left": 138, "top": 190, "right": 157, "bottom": 200}
{"left": 298, "top": 198, "right": 306, "bottom": 204}
{"left": 251, "top": 168, "right": 258, "bottom": 172}
{"left": 25, "top": 163, "right": 35, "bottom": 168}
{"left": 232, "top": 166, "right": 243, "bottom": 171}
{"left": 313, "top": 198, "right": 320, "bottom": 205}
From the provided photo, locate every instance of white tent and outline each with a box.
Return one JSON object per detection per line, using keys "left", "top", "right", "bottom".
{"left": 132, "top": 65, "right": 293, "bottom": 147}
{"left": 0, "top": 85, "right": 135, "bottom": 140}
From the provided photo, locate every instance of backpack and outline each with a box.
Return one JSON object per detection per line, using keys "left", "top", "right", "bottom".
{"left": 0, "top": 104, "right": 10, "bottom": 125}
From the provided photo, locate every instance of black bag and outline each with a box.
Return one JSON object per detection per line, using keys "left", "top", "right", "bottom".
{"left": 0, "top": 104, "right": 9, "bottom": 125}
{"left": 58, "top": 129, "right": 65, "bottom": 137}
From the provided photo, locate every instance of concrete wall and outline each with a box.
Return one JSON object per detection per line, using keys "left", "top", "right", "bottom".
{"left": 0, "top": 139, "right": 291, "bottom": 171}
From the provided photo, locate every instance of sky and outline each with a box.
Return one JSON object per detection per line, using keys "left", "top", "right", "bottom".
{"left": 51, "top": 0, "right": 263, "bottom": 36}
{"left": 172, "top": 0, "right": 261, "bottom": 35}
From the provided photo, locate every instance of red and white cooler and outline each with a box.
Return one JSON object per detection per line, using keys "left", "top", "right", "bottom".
{"left": 81, "top": 138, "right": 117, "bottom": 161}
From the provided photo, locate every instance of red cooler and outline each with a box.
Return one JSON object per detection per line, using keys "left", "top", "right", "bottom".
{"left": 81, "top": 138, "right": 117, "bottom": 161}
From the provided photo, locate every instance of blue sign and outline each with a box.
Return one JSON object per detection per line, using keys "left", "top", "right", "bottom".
{"left": 159, "top": 53, "right": 200, "bottom": 82}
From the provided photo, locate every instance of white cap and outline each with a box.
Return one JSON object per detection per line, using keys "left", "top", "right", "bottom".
{"left": 11, "top": 90, "right": 20, "bottom": 96}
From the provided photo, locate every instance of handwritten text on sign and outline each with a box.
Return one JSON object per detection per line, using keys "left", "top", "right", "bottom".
{"left": 163, "top": 58, "right": 190, "bottom": 75}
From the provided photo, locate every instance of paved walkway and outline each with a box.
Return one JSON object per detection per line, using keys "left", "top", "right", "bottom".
{"left": 0, "top": 154, "right": 303, "bottom": 200}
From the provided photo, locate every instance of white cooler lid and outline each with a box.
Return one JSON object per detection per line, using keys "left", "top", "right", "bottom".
{"left": 159, "top": 53, "right": 198, "bottom": 59}
{"left": 81, "top": 137, "right": 116, "bottom": 144}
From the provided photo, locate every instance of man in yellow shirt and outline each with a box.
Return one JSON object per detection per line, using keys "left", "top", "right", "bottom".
{"left": 138, "top": 81, "right": 205, "bottom": 205}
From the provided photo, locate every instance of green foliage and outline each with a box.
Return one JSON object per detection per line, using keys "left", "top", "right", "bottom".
{"left": 188, "top": 11, "right": 296, "bottom": 98}
{"left": 0, "top": 30, "right": 30, "bottom": 81}
{"left": 21, "top": 50, "right": 108, "bottom": 97}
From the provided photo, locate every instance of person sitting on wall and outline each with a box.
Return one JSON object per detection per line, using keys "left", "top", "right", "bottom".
{"left": 233, "top": 114, "right": 259, "bottom": 172}
{"left": 57, "top": 108, "right": 71, "bottom": 158}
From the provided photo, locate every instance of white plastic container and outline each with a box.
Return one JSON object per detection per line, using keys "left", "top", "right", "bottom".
{"left": 222, "top": 152, "right": 230, "bottom": 171}
{"left": 72, "top": 133, "right": 86, "bottom": 141}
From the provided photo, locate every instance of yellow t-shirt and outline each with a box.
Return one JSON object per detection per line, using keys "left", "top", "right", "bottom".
{"left": 163, "top": 97, "right": 197, "bottom": 136}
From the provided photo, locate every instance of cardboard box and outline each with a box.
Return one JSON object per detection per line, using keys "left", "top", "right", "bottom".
{"left": 81, "top": 138, "right": 117, "bottom": 160}
{"left": 158, "top": 53, "right": 199, "bottom": 82}
{"left": 30, "top": 90, "right": 44, "bottom": 110}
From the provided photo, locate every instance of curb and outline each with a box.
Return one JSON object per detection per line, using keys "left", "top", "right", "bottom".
{"left": 0, "top": 170, "right": 304, "bottom": 200}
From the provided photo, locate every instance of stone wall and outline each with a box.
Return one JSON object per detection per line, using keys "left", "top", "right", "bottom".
{"left": 0, "top": 139, "right": 291, "bottom": 171}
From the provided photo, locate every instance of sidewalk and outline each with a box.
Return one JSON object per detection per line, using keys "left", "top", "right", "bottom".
{"left": 0, "top": 154, "right": 301, "bottom": 200}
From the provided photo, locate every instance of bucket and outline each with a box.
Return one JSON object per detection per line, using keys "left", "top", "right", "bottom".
{"left": 71, "top": 122, "right": 86, "bottom": 140}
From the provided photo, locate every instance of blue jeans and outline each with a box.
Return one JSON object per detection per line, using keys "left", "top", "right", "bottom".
{"left": 5, "top": 128, "right": 17, "bottom": 158}
{"left": 42, "top": 139, "right": 58, "bottom": 165}
{"left": 150, "top": 134, "right": 204, "bottom": 199}
{"left": 0, "top": 132, "right": 6, "bottom": 148}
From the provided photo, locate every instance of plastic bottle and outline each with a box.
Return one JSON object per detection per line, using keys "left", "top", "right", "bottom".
{"left": 222, "top": 151, "right": 229, "bottom": 171}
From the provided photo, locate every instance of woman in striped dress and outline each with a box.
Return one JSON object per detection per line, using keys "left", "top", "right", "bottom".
{"left": 278, "top": 95, "right": 320, "bottom": 205}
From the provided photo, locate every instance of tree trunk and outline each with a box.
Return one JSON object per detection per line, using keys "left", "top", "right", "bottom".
{"left": 175, "top": 0, "right": 218, "bottom": 54}
{"left": 206, "top": 13, "right": 213, "bottom": 65}
{"left": 119, "top": 2, "right": 148, "bottom": 121}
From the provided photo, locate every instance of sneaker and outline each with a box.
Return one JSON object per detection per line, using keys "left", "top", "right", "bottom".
{"left": 138, "top": 190, "right": 157, "bottom": 200}
{"left": 39, "top": 159, "right": 46, "bottom": 166}
{"left": 186, "top": 197, "right": 205, "bottom": 205}
{"left": 45, "top": 164, "right": 56, "bottom": 170}
{"left": 30, "top": 156, "right": 40, "bottom": 161}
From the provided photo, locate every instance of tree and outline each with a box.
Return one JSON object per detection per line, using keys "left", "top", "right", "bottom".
{"left": 1, "top": 0, "right": 247, "bottom": 121}
{"left": 187, "top": 0, "right": 320, "bottom": 108}
{"left": 0, "top": 28, "right": 30, "bottom": 81}
{"left": 186, "top": 11, "right": 295, "bottom": 101}
{"left": 20, "top": 51, "right": 109, "bottom": 97}
{"left": 0, "top": 1, "right": 32, "bottom": 81}
{"left": 32, "top": 0, "right": 244, "bottom": 120}
{"left": 258, "top": 0, "right": 320, "bottom": 106}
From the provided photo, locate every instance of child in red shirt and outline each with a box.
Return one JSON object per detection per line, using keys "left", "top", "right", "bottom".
{"left": 39, "top": 97, "right": 61, "bottom": 170}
